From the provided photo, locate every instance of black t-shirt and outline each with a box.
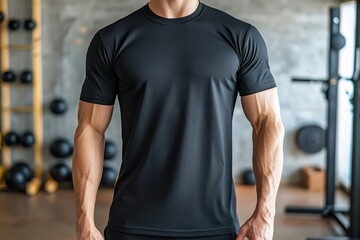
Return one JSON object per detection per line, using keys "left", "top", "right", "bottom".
{"left": 79, "top": 0, "right": 276, "bottom": 237}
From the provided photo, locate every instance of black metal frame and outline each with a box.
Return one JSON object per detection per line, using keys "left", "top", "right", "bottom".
{"left": 286, "top": 4, "right": 360, "bottom": 239}
{"left": 286, "top": 7, "right": 346, "bottom": 225}
{"left": 349, "top": 0, "right": 360, "bottom": 237}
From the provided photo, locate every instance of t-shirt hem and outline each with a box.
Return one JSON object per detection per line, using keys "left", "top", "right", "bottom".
{"left": 239, "top": 82, "right": 277, "bottom": 97}
{"left": 79, "top": 95, "right": 115, "bottom": 105}
{"left": 107, "top": 222, "right": 240, "bottom": 237}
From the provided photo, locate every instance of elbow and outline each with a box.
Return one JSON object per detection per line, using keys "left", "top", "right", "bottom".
{"left": 253, "top": 114, "right": 285, "bottom": 139}
{"left": 73, "top": 124, "right": 105, "bottom": 146}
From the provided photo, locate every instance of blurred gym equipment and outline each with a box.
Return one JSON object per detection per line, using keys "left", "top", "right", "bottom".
{"left": 50, "top": 138, "right": 73, "bottom": 158}
{"left": 296, "top": 125, "right": 326, "bottom": 154}
{"left": 5, "top": 162, "right": 34, "bottom": 189}
{"left": 20, "top": 70, "right": 33, "bottom": 84}
{"left": 50, "top": 163, "right": 71, "bottom": 183}
{"left": 1, "top": 70, "right": 15, "bottom": 82}
{"left": 242, "top": 169, "right": 256, "bottom": 186}
{"left": 8, "top": 19, "right": 20, "bottom": 30}
{"left": 3, "top": 131, "right": 19, "bottom": 146}
{"left": 20, "top": 131, "right": 35, "bottom": 147}
{"left": 24, "top": 19, "right": 36, "bottom": 30}
{"left": 49, "top": 98, "right": 67, "bottom": 115}
{"left": 100, "top": 166, "right": 117, "bottom": 187}
{"left": 288, "top": 5, "right": 360, "bottom": 240}
{"left": 104, "top": 140, "right": 117, "bottom": 160}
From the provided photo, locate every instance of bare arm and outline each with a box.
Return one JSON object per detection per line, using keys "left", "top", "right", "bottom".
{"left": 237, "top": 88, "right": 284, "bottom": 240}
{"left": 72, "top": 100, "right": 114, "bottom": 240}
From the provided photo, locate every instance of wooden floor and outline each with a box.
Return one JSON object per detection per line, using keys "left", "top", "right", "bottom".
{"left": 0, "top": 184, "right": 350, "bottom": 240}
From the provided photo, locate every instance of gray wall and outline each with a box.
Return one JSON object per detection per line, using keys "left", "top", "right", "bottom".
{"left": 6, "top": 0, "right": 338, "bottom": 184}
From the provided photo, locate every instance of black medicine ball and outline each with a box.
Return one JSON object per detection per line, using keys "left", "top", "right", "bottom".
{"left": 20, "top": 131, "right": 35, "bottom": 147}
{"left": 12, "top": 162, "right": 34, "bottom": 182}
{"left": 104, "top": 140, "right": 117, "bottom": 160}
{"left": 20, "top": 70, "right": 33, "bottom": 84}
{"left": 50, "top": 163, "right": 71, "bottom": 183}
{"left": 2, "top": 71, "right": 16, "bottom": 82}
{"left": 8, "top": 19, "right": 20, "bottom": 30}
{"left": 4, "top": 131, "right": 20, "bottom": 146}
{"left": 0, "top": 12, "right": 4, "bottom": 22}
{"left": 242, "top": 169, "right": 256, "bottom": 186}
{"left": 5, "top": 169, "right": 26, "bottom": 188}
{"left": 24, "top": 19, "right": 36, "bottom": 30}
{"left": 100, "top": 166, "right": 117, "bottom": 187}
{"left": 50, "top": 138, "right": 73, "bottom": 158}
{"left": 50, "top": 98, "right": 68, "bottom": 115}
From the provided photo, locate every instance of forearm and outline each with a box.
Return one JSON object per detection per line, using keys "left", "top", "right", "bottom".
{"left": 72, "top": 126, "right": 105, "bottom": 231}
{"left": 252, "top": 118, "right": 284, "bottom": 218}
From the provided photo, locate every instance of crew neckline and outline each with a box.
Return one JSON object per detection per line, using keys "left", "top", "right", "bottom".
{"left": 142, "top": 1, "right": 204, "bottom": 24}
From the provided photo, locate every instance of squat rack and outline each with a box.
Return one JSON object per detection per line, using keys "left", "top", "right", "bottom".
{"left": 286, "top": 3, "right": 360, "bottom": 240}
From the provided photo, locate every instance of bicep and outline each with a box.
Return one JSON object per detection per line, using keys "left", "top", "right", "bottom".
{"left": 240, "top": 87, "right": 281, "bottom": 130}
{"left": 76, "top": 100, "right": 114, "bottom": 134}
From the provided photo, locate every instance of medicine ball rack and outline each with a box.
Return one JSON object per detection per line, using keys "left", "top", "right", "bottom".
{"left": 0, "top": 0, "right": 43, "bottom": 196}
{"left": 285, "top": 5, "right": 360, "bottom": 240}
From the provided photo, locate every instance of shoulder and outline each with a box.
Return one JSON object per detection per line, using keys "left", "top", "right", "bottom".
{"left": 95, "top": 6, "right": 145, "bottom": 44}
{"left": 201, "top": 3, "right": 266, "bottom": 54}
{"left": 202, "top": 3, "right": 251, "bottom": 33}
{"left": 205, "top": 4, "right": 267, "bottom": 43}
{"left": 88, "top": 5, "right": 145, "bottom": 56}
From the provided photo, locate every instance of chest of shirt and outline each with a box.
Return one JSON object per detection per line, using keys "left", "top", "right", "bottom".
{"left": 112, "top": 25, "right": 240, "bottom": 88}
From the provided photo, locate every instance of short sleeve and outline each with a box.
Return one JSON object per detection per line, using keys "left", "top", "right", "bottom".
{"left": 236, "top": 24, "right": 276, "bottom": 96}
{"left": 79, "top": 30, "right": 118, "bottom": 105}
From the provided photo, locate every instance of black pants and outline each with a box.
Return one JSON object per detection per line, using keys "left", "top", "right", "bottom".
{"left": 104, "top": 226, "right": 238, "bottom": 240}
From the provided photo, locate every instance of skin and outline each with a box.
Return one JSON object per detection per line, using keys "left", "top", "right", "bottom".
{"left": 73, "top": 102, "right": 114, "bottom": 240}
{"left": 236, "top": 88, "right": 284, "bottom": 240}
{"left": 73, "top": 1, "right": 284, "bottom": 239}
{"left": 147, "top": 0, "right": 200, "bottom": 19}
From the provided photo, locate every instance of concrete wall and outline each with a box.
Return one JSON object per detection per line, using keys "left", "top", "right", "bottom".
{"left": 5, "top": 0, "right": 338, "bottom": 184}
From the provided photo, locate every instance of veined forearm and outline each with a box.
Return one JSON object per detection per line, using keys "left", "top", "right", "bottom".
{"left": 252, "top": 118, "right": 284, "bottom": 217}
{"left": 72, "top": 126, "right": 105, "bottom": 227}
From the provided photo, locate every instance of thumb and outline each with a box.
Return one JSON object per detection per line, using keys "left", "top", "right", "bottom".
{"left": 236, "top": 226, "right": 248, "bottom": 240}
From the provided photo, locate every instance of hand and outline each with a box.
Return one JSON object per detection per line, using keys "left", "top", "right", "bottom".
{"left": 236, "top": 213, "right": 274, "bottom": 240}
{"left": 76, "top": 224, "right": 104, "bottom": 240}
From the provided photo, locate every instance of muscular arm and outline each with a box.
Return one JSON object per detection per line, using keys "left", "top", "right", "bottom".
{"left": 72, "top": 100, "right": 114, "bottom": 240}
{"left": 237, "top": 88, "right": 284, "bottom": 240}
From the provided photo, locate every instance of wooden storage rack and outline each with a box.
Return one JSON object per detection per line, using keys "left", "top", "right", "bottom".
{"left": 0, "top": 0, "right": 43, "bottom": 196}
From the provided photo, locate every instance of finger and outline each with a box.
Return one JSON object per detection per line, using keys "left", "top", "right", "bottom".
{"left": 236, "top": 227, "right": 248, "bottom": 240}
